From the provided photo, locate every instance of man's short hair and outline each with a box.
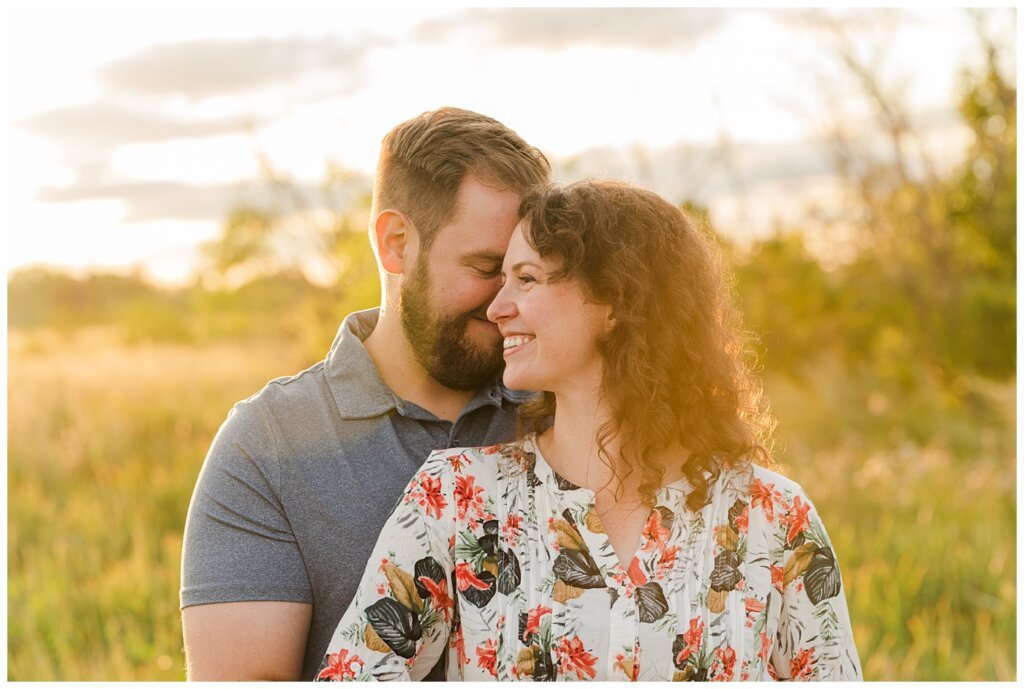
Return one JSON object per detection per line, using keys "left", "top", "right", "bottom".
{"left": 373, "top": 107, "right": 550, "bottom": 250}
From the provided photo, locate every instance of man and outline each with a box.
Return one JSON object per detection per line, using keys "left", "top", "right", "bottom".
{"left": 180, "top": 107, "right": 549, "bottom": 680}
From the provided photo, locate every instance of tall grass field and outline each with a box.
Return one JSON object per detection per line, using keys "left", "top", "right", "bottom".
{"left": 7, "top": 329, "right": 1015, "bottom": 680}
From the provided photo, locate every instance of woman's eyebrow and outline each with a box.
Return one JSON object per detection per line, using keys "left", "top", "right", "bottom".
{"left": 510, "top": 261, "right": 544, "bottom": 272}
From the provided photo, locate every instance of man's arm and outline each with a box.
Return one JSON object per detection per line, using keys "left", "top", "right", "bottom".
{"left": 183, "top": 601, "right": 312, "bottom": 681}
{"left": 181, "top": 400, "right": 315, "bottom": 679}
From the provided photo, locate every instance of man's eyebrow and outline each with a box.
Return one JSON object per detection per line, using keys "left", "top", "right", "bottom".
{"left": 460, "top": 251, "right": 505, "bottom": 264}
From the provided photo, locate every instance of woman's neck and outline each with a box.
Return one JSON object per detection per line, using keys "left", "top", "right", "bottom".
{"left": 536, "top": 385, "right": 690, "bottom": 502}
{"left": 537, "top": 385, "right": 629, "bottom": 498}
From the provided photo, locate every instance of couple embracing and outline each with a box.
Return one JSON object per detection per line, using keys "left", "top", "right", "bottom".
{"left": 181, "top": 107, "right": 861, "bottom": 682}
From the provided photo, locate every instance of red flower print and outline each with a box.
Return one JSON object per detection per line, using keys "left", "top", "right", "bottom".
{"left": 759, "top": 631, "right": 772, "bottom": 661}
{"left": 656, "top": 545, "right": 681, "bottom": 577}
{"left": 751, "top": 479, "right": 782, "bottom": 522}
{"left": 641, "top": 509, "right": 670, "bottom": 551}
{"left": 613, "top": 652, "right": 627, "bottom": 674}
{"left": 735, "top": 504, "right": 750, "bottom": 533}
{"left": 502, "top": 514, "right": 523, "bottom": 547}
{"left": 476, "top": 639, "right": 498, "bottom": 677}
{"left": 375, "top": 583, "right": 386, "bottom": 596}
{"left": 790, "top": 647, "right": 815, "bottom": 680}
{"left": 745, "top": 596, "right": 765, "bottom": 617}
{"left": 770, "top": 563, "right": 785, "bottom": 592}
{"left": 448, "top": 451, "right": 472, "bottom": 472}
{"left": 418, "top": 575, "right": 453, "bottom": 622}
{"left": 454, "top": 474, "right": 484, "bottom": 520}
{"left": 450, "top": 625, "right": 469, "bottom": 666}
{"left": 415, "top": 474, "right": 447, "bottom": 520}
{"left": 525, "top": 604, "right": 552, "bottom": 636}
{"left": 556, "top": 636, "right": 597, "bottom": 680}
{"left": 613, "top": 650, "right": 639, "bottom": 680}
{"left": 627, "top": 556, "right": 648, "bottom": 586}
{"left": 712, "top": 646, "right": 736, "bottom": 681}
{"left": 780, "top": 495, "right": 812, "bottom": 544}
{"left": 455, "top": 562, "right": 491, "bottom": 591}
{"left": 317, "top": 648, "right": 363, "bottom": 681}
{"left": 675, "top": 617, "right": 704, "bottom": 665}
{"left": 609, "top": 569, "right": 629, "bottom": 589}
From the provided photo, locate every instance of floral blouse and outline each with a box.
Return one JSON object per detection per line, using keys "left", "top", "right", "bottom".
{"left": 315, "top": 436, "right": 862, "bottom": 681}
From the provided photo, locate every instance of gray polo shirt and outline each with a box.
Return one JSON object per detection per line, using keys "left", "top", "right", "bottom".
{"left": 180, "top": 308, "right": 528, "bottom": 680}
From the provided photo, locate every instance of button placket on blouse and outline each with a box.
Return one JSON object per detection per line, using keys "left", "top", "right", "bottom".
{"left": 604, "top": 573, "right": 642, "bottom": 679}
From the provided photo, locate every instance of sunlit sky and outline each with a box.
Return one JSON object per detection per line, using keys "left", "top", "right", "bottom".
{"left": 5, "top": 4, "right": 1016, "bottom": 285}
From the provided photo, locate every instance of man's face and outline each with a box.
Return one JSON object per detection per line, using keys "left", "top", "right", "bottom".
{"left": 400, "top": 175, "right": 522, "bottom": 390}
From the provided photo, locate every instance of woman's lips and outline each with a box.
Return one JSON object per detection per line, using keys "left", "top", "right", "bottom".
{"left": 502, "top": 334, "right": 534, "bottom": 356}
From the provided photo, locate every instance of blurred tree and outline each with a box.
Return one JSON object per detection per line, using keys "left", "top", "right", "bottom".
{"left": 198, "top": 156, "right": 380, "bottom": 356}
{"left": 741, "top": 8, "right": 1016, "bottom": 380}
{"left": 9, "top": 268, "right": 158, "bottom": 332}
{"left": 200, "top": 156, "right": 375, "bottom": 290}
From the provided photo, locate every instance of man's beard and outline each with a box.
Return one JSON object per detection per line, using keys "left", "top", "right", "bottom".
{"left": 400, "top": 258, "right": 504, "bottom": 391}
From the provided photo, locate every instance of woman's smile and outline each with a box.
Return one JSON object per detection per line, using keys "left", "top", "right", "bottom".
{"left": 501, "top": 334, "right": 535, "bottom": 357}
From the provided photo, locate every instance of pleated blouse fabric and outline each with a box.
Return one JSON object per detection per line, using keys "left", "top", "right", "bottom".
{"left": 315, "top": 435, "right": 862, "bottom": 681}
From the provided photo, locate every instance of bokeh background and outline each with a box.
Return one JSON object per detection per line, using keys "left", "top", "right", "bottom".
{"left": 6, "top": 6, "right": 1016, "bottom": 681}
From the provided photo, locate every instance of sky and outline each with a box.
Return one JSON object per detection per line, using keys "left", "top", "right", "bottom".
{"left": 4, "top": 5, "right": 1016, "bottom": 285}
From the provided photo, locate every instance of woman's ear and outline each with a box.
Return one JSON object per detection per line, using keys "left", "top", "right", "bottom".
{"left": 604, "top": 306, "right": 618, "bottom": 333}
{"left": 373, "top": 210, "right": 416, "bottom": 274}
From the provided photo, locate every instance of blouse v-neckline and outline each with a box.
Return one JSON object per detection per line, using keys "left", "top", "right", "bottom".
{"left": 525, "top": 434, "right": 694, "bottom": 586}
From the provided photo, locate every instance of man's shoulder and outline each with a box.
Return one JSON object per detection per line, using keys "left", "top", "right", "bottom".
{"left": 213, "top": 358, "right": 336, "bottom": 454}
{"left": 238, "top": 359, "right": 331, "bottom": 414}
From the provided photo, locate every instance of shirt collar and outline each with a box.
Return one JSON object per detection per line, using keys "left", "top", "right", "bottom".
{"left": 525, "top": 433, "right": 696, "bottom": 503}
{"left": 524, "top": 434, "right": 587, "bottom": 496}
{"left": 325, "top": 307, "right": 532, "bottom": 420}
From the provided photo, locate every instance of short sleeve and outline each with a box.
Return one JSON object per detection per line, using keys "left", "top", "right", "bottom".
{"left": 315, "top": 450, "right": 458, "bottom": 682}
{"left": 766, "top": 483, "right": 862, "bottom": 681}
{"left": 180, "top": 400, "right": 311, "bottom": 607}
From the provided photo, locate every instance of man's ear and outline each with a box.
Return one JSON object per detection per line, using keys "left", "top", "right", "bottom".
{"left": 373, "top": 210, "right": 417, "bottom": 274}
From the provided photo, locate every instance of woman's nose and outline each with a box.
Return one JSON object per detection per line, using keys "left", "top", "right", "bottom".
{"left": 486, "top": 283, "right": 516, "bottom": 324}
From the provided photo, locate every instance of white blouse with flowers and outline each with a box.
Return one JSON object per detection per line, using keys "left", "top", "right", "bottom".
{"left": 315, "top": 436, "right": 862, "bottom": 681}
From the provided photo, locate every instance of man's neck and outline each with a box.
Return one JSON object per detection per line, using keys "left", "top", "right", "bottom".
{"left": 363, "top": 308, "right": 477, "bottom": 423}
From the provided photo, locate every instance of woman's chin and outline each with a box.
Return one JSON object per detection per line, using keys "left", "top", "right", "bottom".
{"left": 502, "top": 370, "right": 535, "bottom": 391}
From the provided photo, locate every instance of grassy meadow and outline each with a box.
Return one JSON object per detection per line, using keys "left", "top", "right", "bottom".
{"left": 7, "top": 328, "right": 312, "bottom": 680}
{"left": 6, "top": 326, "right": 1015, "bottom": 681}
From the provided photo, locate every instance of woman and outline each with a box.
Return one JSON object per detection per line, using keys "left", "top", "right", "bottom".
{"left": 315, "top": 180, "right": 862, "bottom": 681}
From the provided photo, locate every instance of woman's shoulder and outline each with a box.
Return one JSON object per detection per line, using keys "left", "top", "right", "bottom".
{"left": 421, "top": 441, "right": 526, "bottom": 483}
{"left": 748, "top": 463, "right": 813, "bottom": 501}
{"left": 716, "top": 460, "right": 814, "bottom": 505}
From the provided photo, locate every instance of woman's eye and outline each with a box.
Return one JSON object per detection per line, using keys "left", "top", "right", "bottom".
{"left": 517, "top": 273, "right": 537, "bottom": 286}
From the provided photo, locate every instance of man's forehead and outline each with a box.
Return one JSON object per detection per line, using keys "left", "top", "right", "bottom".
{"left": 431, "top": 219, "right": 515, "bottom": 259}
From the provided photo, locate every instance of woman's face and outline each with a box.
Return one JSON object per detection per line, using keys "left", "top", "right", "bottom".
{"left": 486, "top": 223, "right": 612, "bottom": 395}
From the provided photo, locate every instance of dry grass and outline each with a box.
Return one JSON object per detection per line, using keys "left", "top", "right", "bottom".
{"left": 6, "top": 330, "right": 1016, "bottom": 680}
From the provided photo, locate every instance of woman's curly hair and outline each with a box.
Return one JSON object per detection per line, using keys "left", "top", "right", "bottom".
{"left": 515, "top": 179, "right": 775, "bottom": 512}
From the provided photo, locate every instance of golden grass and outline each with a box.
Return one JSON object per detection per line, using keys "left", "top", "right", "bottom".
{"left": 6, "top": 330, "right": 1016, "bottom": 680}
